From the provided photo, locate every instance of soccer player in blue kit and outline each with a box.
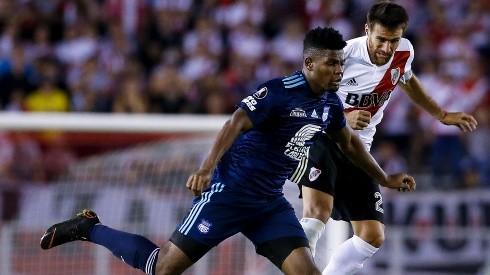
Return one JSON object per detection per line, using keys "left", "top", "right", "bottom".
{"left": 40, "top": 27, "right": 414, "bottom": 275}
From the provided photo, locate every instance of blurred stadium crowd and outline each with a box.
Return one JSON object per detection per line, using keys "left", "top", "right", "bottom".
{"left": 0, "top": 0, "right": 488, "bottom": 191}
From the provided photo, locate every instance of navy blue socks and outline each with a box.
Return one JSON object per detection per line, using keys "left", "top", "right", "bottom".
{"left": 89, "top": 224, "right": 160, "bottom": 274}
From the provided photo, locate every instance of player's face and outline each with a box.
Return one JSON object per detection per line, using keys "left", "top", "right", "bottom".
{"left": 305, "top": 49, "right": 344, "bottom": 94}
{"left": 366, "top": 23, "right": 403, "bottom": 66}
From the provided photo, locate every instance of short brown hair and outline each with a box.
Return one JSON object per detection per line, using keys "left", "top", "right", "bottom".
{"left": 367, "top": 2, "right": 409, "bottom": 31}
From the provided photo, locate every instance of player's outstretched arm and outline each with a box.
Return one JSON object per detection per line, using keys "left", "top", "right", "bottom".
{"left": 327, "top": 126, "right": 416, "bottom": 191}
{"left": 186, "top": 108, "right": 254, "bottom": 196}
{"left": 398, "top": 75, "right": 477, "bottom": 132}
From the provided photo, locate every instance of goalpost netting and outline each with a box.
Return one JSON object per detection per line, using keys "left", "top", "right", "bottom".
{"left": 0, "top": 112, "right": 346, "bottom": 275}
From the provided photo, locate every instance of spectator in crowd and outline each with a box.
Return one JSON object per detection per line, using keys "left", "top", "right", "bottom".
{"left": 418, "top": 55, "right": 487, "bottom": 188}
{"left": 0, "top": 45, "right": 34, "bottom": 109}
{"left": 194, "top": 75, "right": 234, "bottom": 114}
{"left": 461, "top": 103, "right": 490, "bottom": 188}
{"left": 147, "top": 64, "right": 192, "bottom": 113}
{"left": 112, "top": 74, "right": 148, "bottom": 113}
{"left": 68, "top": 55, "right": 113, "bottom": 112}
{"left": 270, "top": 18, "right": 305, "bottom": 65}
{"left": 373, "top": 141, "right": 408, "bottom": 176}
{"left": 24, "top": 23, "right": 54, "bottom": 62}
{"left": 0, "top": 0, "right": 486, "bottom": 190}
{"left": 24, "top": 77, "right": 70, "bottom": 112}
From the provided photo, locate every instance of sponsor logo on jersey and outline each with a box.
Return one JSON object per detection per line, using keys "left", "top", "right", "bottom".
{"left": 197, "top": 219, "right": 212, "bottom": 234}
{"left": 242, "top": 96, "right": 257, "bottom": 111}
{"left": 284, "top": 124, "right": 322, "bottom": 161}
{"left": 308, "top": 167, "right": 322, "bottom": 181}
{"left": 311, "top": 109, "right": 318, "bottom": 118}
{"left": 322, "top": 106, "right": 330, "bottom": 122}
{"left": 343, "top": 51, "right": 410, "bottom": 116}
{"left": 290, "top": 108, "right": 307, "bottom": 118}
{"left": 252, "top": 87, "right": 268, "bottom": 99}
{"left": 391, "top": 67, "right": 401, "bottom": 85}
{"left": 346, "top": 78, "right": 358, "bottom": 86}
{"left": 344, "top": 91, "right": 392, "bottom": 108}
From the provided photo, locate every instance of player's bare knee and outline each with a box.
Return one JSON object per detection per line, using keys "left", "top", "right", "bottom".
{"left": 304, "top": 262, "right": 322, "bottom": 275}
{"left": 154, "top": 262, "right": 177, "bottom": 275}
{"left": 282, "top": 259, "right": 321, "bottom": 275}
{"left": 353, "top": 221, "right": 385, "bottom": 248}
{"left": 302, "top": 188, "right": 333, "bottom": 222}
{"left": 303, "top": 207, "right": 331, "bottom": 222}
{"left": 154, "top": 243, "right": 193, "bottom": 275}
{"left": 298, "top": 262, "right": 322, "bottom": 275}
{"left": 370, "top": 233, "right": 385, "bottom": 248}
{"left": 155, "top": 257, "right": 191, "bottom": 275}
{"left": 370, "top": 226, "right": 385, "bottom": 247}
{"left": 302, "top": 198, "right": 332, "bottom": 222}
{"left": 280, "top": 247, "right": 321, "bottom": 275}
{"left": 358, "top": 231, "right": 385, "bottom": 248}
{"left": 291, "top": 264, "right": 321, "bottom": 275}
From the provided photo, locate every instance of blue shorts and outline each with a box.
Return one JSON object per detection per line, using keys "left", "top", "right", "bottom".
{"left": 171, "top": 181, "right": 308, "bottom": 266}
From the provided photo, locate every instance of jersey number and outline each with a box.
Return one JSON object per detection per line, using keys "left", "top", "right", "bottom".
{"left": 374, "top": 192, "right": 384, "bottom": 213}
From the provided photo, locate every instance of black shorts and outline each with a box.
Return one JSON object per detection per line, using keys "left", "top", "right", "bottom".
{"left": 295, "top": 135, "right": 384, "bottom": 223}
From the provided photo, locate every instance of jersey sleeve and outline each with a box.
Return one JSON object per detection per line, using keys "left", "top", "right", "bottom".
{"left": 326, "top": 97, "right": 347, "bottom": 131}
{"left": 343, "top": 41, "right": 353, "bottom": 60}
{"left": 236, "top": 84, "right": 281, "bottom": 128}
{"left": 400, "top": 39, "right": 415, "bottom": 84}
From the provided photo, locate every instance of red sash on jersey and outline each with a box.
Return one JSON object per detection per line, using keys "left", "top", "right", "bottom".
{"left": 345, "top": 51, "right": 410, "bottom": 116}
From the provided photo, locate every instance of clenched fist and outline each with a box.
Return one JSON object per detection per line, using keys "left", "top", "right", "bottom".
{"left": 345, "top": 110, "right": 372, "bottom": 130}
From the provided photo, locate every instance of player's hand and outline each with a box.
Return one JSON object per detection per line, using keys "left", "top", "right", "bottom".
{"left": 380, "top": 173, "right": 416, "bottom": 192}
{"left": 345, "top": 110, "right": 371, "bottom": 130}
{"left": 440, "top": 112, "right": 477, "bottom": 132}
{"left": 186, "top": 169, "right": 213, "bottom": 196}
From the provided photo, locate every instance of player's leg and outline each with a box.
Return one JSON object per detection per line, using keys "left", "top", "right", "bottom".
{"left": 254, "top": 238, "right": 320, "bottom": 275}
{"left": 40, "top": 209, "right": 166, "bottom": 274}
{"left": 245, "top": 195, "right": 321, "bottom": 275}
{"left": 88, "top": 215, "right": 203, "bottom": 274}
{"left": 322, "top": 162, "right": 384, "bottom": 275}
{"left": 39, "top": 182, "right": 237, "bottom": 274}
{"left": 86, "top": 220, "right": 207, "bottom": 274}
{"left": 154, "top": 240, "right": 195, "bottom": 274}
{"left": 282, "top": 247, "right": 321, "bottom": 275}
{"left": 159, "top": 181, "right": 250, "bottom": 274}
{"left": 300, "top": 185, "right": 333, "bottom": 257}
{"left": 322, "top": 220, "right": 383, "bottom": 275}
{"left": 351, "top": 220, "right": 385, "bottom": 248}
{"left": 294, "top": 136, "right": 339, "bottom": 256}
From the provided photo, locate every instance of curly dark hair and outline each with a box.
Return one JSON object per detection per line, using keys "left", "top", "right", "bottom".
{"left": 303, "top": 27, "right": 346, "bottom": 57}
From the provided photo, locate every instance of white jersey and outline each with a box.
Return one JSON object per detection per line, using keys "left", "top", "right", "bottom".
{"left": 338, "top": 36, "right": 414, "bottom": 151}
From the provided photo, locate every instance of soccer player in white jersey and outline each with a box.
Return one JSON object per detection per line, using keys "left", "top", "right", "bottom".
{"left": 291, "top": 2, "right": 478, "bottom": 275}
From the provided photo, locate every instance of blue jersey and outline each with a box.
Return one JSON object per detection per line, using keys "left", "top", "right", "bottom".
{"left": 213, "top": 71, "right": 346, "bottom": 197}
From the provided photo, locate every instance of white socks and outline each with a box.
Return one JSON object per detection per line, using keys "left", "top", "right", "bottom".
{"left": 322, "top": 235, "right": 378, "bottom": 275}
{"left": 301, "top": 218, "right": 379, "bottom": 274}
{"left": 300, "top": 218, "right": 325, "bottom": 257}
